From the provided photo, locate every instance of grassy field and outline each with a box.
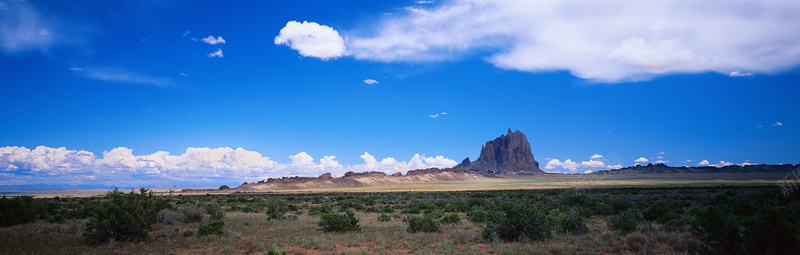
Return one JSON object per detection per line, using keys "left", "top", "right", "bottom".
{"left": 1, "top": 181, "right": 798, "bottom": 254}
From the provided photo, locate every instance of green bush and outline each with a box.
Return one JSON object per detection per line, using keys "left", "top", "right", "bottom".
{"left": 643, "top": 201, "right": 670, "bottom": 223}
{"left": 157, "top": 209, "right": 185, "bottom": 225}
{"left": 559, "top": 208, "right": 589, "bottom": 235}
{"left": 441, "top": 213, "right": 461, "bottom": 224}
{"left": 424, "top": 209, "right": 444, "bottom": 220}
{"left": 610, "top": 208, "right": 642, "bottom": 233}
{"left": 181, "top": 206, "right": 204, "bottom": 222}
{"left": 377, "top": 213, "right": 392, "bottom": 222}
{"left": 198, "top": 219, "right": 225, "bottom": 235}
{"left": 83, "top": 188, "right": 171, "bottom": 245}
{"left": 481, "top": 201, "right": 554, "bottom": 242}
{"left": 0, "top": 196, "right": 37, "bottom": 227}
{"left": 207, "top": 205, "right": 225, "bottom": 220}
{"left": 693, "top": 201, "right": 800, "bottom": 254}
{"left": 308, "top": 204, "right": 334, "bottom": 216}
{"left": 265, "top": 199, "right": 290, "bottom": 221}
{"left": 318, "top": 210, "right": 360, "bottom": 232}
{"left": 467, "top": 206, "right": 488, "bottom": 223}
{"left": 405, "top": 215, "right": 440, "bottom": 233}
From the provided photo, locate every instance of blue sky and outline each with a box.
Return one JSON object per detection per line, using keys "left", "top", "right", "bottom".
{"left": 1, "top": 0, "right": 799, "bottom": 188}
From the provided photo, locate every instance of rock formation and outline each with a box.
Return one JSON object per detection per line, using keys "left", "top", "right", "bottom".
{"left": 454, "top": 128, "right": 543, "bottom": 174}
{"left": 595, "top": 163, "right": 799, "bottom": 175}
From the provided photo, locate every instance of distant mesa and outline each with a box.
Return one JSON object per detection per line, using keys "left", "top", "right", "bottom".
{"left": 454, "top": 128, "right": 543, "bottom": 174}
{"left": 595, "top": 162, "right": 799, "bottom": 175}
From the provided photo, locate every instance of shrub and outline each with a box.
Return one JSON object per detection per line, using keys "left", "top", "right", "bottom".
{"left": 0, "top": 196, "right": 39, "bottom": 227}
{"left": 198, "top": 220, "right": 225, "bottom": 235}
{"left": 441, "top": 213, "right": 460, "bottom": 224}
{"left": 559, "top": 208, "right": 589, "bottom": 235}
{"left": 377, "top": 213, "right": 392, "bottom": 222}
{"left": 83, "top": 188, "right": 170, "bottom": 245}
{"left": 157, "top": 209, "right": 185, "bottom": 225}
{"left": 625, "top": 232, "right": 648, "bottom": 251}
{"left": 308, "top": 204, "right": 334, "bottom": 216}
{"left": 609, "top": 208, "right": 641, "bottom": 233}
{"left": 676, "top": 232, "right": 701, "bottom": 251}
{"left": 405, "top": 215, "right": 440, "bottom": 233}
{"left": 482, "top": 201, "right": 554, "bottom": 242}
{"left": 181, "top": 206, "right": 205, "bottom": 222}
{"left": 643, "top": 201, "right": 670, "bottom": 223}
{"left": 467, "top": 206, "right": 487, "bottom": 223}
{"left": 318, "top": 210, "right": 360, "bottom": 232}
{"left": 207, "top": 205, "right": 225, "bottom": 220}
{"left": 424, "top": 209, "right": 444, "bottom": 220}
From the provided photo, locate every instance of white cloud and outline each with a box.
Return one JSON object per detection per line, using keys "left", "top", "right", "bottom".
{"left": 658, "top": 151, "right": 665, "bottom": 155}
{"left": 275, "top": 21, "right": 345, "bottom": 60}
{"left": 179, "top": 73, "right": 188, "bottom": 76}
{"left": 544, "top": 159, "right": 580, "bottom": 172}
{"left": 0, "top": 1, "right": 55, "bottom": 53}
{"left": 583, "top": 170, "right": 593, "bottom": 174}
{"left": 715, "top": 161, "right": 734, "bottom": 167}
{"left": 77, "top": 67, "right": 173, "bottom": 87}
{"left": 654, "top": 160, "right": 669, "bottom": 164}
{"left": 201, "top": 35, "right": 226, "bottom": 45}
{"left": 429, "top": 112, "right": 448, "bottom": 118}
{"left": 580, "top": 159, "right": 605, "bottom": 168}
{"left": 363, "top": 79, "right": 379, "bottom": 84}
{"left": 729, "top": 71, "right": 754, "bottom": 77}
{"left": 342, "top": 0, "right": 800, "bottom": 82}
{"left": 590, "top": 154, "right": 603, "bottom": 159}
{"left": 69, "top": 67, "right": 83, "bottom": 71}
{"left": 773, "top": 122, "right": 783, "bottom": 126}
{"left": 416, "top": 0, "right": 435, "bottom": 4}
{"left": 208, "top": 48, "right": 223, "bottom": 58}
{"left": 182, "top": 31, "right": 191, "bottom": 37}
{"left": 634, "top": 157, "right": 649, "bottom": 163}
{"left": 0, "top": 146, "right": 457, "bottom": 185}
{"left": 697, "top": 160, "right": 711, "bottom": 166}
{"left": 606, "top": 164, "right": 623, "bottom": 169}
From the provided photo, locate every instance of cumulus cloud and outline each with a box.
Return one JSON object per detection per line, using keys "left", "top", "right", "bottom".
{"left": 590, "top": 154, "right": 603, "bottom": 159}
{"left": 634, "top": 157, "right": 649, "bottom": 163}
{"left": 606, "top": 164, "right": 623, "bottom": 170}
{"left": 580, "top": 160, "right": 605, "bottom": 168}
{"left": 654, "top": 160, "right": 669, "bottom": 164}
{"left": 201, "top": 35, "right": 226, "bottom": 45}
{"left": 658, "top": 152, "right": 665, "bottom": 155}
{"left": 544, "top": 159, "right": 580, "bottom": 172}
{"left": 773, "top": 122, "right": 784, "bottom": 126}
{"left": 729, "top": 71, "right": 754, "bottom": 77}
{"left": 275, "top": 21, "right": 345, "bottom": 60}
{"left": 341, "top": 0, "right": 800, "bottom": 82}
{"left": 363, "top": 79, "right": 378, "bottom": 84}
{"left": 0, "top": 146, "right": 456, "bottom": 186}
{"left": 697, "top": 160, "right": 711, "bottom": 166}
{"left": 429, "top": 112, "right": 448, "bottom": 118}
{"left": 207, "top": 48, "right": 223, "bottom": 58}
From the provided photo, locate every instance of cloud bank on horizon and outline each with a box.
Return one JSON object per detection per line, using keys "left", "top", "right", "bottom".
{"left": 275, "top": 0, "right": 800, "bottom": 82}
{"left": 0, "top": 146, "right": 457, "bottom": 187}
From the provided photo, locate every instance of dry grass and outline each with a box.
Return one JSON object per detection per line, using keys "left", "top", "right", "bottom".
{"left": 0, "top": 209, "right": 699, "bottom": 254}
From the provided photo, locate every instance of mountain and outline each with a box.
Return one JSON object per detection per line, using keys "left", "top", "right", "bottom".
{"left": 594, "top": 163, "right": 799, "bottom": 174}
{"left": 453, "top": 128, "right": 543, "bottom": 174}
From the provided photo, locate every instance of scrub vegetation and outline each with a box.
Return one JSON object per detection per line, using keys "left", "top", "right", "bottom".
{"left": 1, "top": 185, "right": 798, "bottom": 254}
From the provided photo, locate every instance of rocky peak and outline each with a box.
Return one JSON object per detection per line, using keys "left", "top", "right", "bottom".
{"left": 455, "top": 129, "right": 542, "bottom": 174}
